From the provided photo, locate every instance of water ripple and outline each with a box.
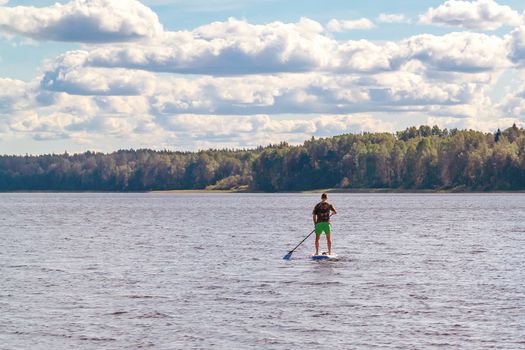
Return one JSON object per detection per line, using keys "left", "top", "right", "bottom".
{"left": 1, "top": 193, "right": 524, "bottom": 349}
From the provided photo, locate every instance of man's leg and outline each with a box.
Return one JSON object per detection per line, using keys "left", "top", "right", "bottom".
{"left": 326, "top": 234, "right": 332, "bottom": 255}
{"left": 315, "top": 235, "right": 320, "bottom": 255}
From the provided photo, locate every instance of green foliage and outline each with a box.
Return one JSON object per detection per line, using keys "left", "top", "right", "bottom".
{"left": 251, "top": 125, "right": 525, "bottom": 191}
{"left": 0, "top": 149, "right": 256, "bottom": 191}
{"left": 1, "top": 125, "right": 524, "bottom": 191}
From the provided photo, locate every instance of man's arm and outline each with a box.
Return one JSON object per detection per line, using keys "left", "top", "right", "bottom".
{"left": 330, "top": 205, "right": 337, "bottom": 215}
{"left": 313, "top": 205, "right": 318, "bottom": 224}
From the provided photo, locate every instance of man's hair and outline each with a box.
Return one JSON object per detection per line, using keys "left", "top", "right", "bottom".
{"left": 321, "top": 193, "right": 328, "bottom": 199}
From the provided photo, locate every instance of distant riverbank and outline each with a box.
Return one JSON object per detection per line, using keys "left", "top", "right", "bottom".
{"left": 3, "top": 187, "right": 525, "bottom": 194}
{"left": 149, "top": 187, "right": 525, "bottom": 194}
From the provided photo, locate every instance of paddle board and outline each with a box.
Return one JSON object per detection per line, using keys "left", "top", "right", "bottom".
{"left": 311, "top": 253, "right": 338, "bottom": 261}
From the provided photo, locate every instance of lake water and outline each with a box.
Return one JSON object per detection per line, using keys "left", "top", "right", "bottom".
{"left": 1, "top": 193, "right": 524, "bottom": 349}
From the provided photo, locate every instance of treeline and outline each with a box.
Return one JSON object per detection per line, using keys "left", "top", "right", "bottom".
{"left": 253, "top": 124, "right": 525, "bottom": 191}
{"left": 0, "top": 149, "right": 255, "bottom": 191}
{"left": 1, "top": 125, "right": 525, "bottom": 191}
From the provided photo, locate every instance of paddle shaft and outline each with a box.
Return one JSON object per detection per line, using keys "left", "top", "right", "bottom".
{"left": 285, "top": 229, "right": 315, "bottom": 256}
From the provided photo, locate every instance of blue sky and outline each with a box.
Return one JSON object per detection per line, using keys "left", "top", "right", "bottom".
{"left": 1, "top": 0, "right": 525, "bottom": 154}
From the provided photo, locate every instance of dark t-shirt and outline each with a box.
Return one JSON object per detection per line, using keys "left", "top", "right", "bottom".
{"left": 313, "top": 201, "right": 335, "bottom": 222}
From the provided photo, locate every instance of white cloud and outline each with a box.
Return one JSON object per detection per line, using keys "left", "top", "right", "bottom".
{"left": 0, "top": 78, "right": 33, "bottom": 113}
{"left": 0, "top": 12, "right": 520, "bottom": 151}
{"left": 41, "top": 51, "right": 156, "bottom": 96}
{"left": 427, "top": 115, "right": 521, "bottom": 131}
{"left": 326, "top": 18, "right": 375, "bottom": 32}
{"left": 496, "top": 73, "right": 525, "bottom": 119}
{"left": 1, "top": 84, "right": 399, "bottom": 149}
{"left": 182, "top": 114, "right": 392, "bottom": 135}
{"left": 507, "top": 26, "right": 525, "bottom": 67}
{"left": 399, "top": 32, "right": 508, "bottom": 73}
{"left": 84, "top": 17, "right": 337, "bottom": 75}
{"left": 64, "top": 17, "right": 387, "bottom": 75}
{"left": 0, "top": 0, "right": 163, "bottom": 42}
{"left": 143, "top": 0, "right": 279, "bottom": 12}
{"left": 145, "top": 113, "right": 395, "bottom": 148}
{"left": 419, "top": 0, "right": 522, "bottom": 31}
{"left": 38, "top": 61, "right": 486, "bottom": 117}
{"left": 0, "top": 72, "right": 505, "bottom": 151}
{"left": 498, "top": 93, "right": 525, "bottom": 118}
{"left": 0, "top": 1, "right": 8, "bottom": 6}
{"left": 46, "top": 19, "right": 506, "bottom": 77}
{"left": 377, "top": 13, "right": 410, "bottom": 24}
{"left": 30, "top": 19, "right": 508, "bottom": 129}
{"left": 1, "top": 58, "right": 493, "bottom": 147}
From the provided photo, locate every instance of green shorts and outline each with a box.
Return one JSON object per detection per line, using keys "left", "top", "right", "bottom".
{"left": 315, "top": 222, "right": 331, "bottom": 236}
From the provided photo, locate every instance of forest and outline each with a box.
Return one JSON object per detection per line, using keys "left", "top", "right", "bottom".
{"left": 1, "top": 125, "right": 524, "bottom": 192}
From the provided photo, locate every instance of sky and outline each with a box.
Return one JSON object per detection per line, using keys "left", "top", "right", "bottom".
{"left": 2, "top": 0, "right": 525, "bottom": 154}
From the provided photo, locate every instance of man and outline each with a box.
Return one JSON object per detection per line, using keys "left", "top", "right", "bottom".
{"left": 312, "top": 193, "right": 337, "bottom": 255}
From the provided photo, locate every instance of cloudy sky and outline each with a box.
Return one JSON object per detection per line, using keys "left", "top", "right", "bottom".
{"left": 2, "top": 0, "right": 525, "bottom": 154}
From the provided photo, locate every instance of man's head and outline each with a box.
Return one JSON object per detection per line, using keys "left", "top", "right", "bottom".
{"left": 321, "top": 193, "right": 328, "bottom": 201}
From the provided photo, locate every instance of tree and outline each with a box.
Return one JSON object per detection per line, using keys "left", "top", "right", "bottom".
{"left": 1, "top": 125, "right": 525, "bottom": 191}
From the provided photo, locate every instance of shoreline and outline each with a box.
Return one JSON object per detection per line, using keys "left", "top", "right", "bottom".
{"left": 150, "top": 188, "right": 525, "bottom": 194}
{"left": 1, "top": 188, "right": 524, "bottom": 194}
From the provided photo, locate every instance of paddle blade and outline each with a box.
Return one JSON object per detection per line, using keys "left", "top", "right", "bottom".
{"left": 282, "top": 251, "right": 293, "bottom": 260}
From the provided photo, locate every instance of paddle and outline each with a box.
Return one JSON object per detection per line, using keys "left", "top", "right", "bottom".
{"left": 282, "top": 213, "right": 334, "bottom": 260}
{"left": 282, "top": 229, "right": 315, "bottom": 260}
